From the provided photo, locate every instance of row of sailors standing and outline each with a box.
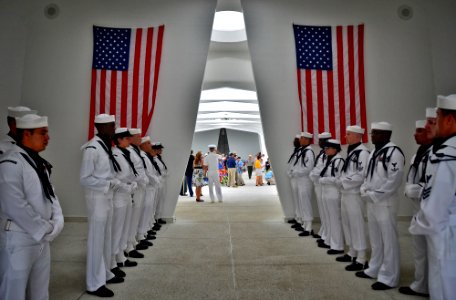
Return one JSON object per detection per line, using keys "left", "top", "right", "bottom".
{"left": 287, "top": 94, "right": 456, "bottom": 299}
{"left": 287, "top": 123, "right": 406, "bottom": 291}
{"left": 80, "top": 113, "right": 169, "bottom": 297}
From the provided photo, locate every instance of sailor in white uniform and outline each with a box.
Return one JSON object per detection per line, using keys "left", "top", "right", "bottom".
{"left": 286, "top": 135, "right": 301, "bottom": 225}
{"left": 110, "top": 128, "right": 138, "bottom": 277}
{"left": 338, "top": 125, "right": 370, "bottom": 271}
{"left": 310, "top": 132, "right": 332, "bottom": 246}
{"left": 410, "top": 95, "right": 456, "bottom": 300}
{"left": 357, "top": 122, "right": 405, "bottom": 291}
{"left": 80, "top": 114, "right": 123, "bottom": 298}
{"left": 289, "top": 132, "right": 315, "bottom": 236}
{"left": 399, "top": 118, "right": 433, "bottom": 297}
{"left": 0, "top": 113, "right": 64, "bottom": 300}
{"left": 318, "top": 139, "right": 345, "bottom": 254}
{"left": 204, "top": 145, "right": 223, "bottom": 203}
{"left": 154, "top": 142, "right": 169, "bottom": 223}
{"left": 0, "top": 106, "right": 37, "bottom": 155}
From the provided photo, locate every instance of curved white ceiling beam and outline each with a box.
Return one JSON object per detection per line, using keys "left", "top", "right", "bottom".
{"left": 204, "top": 57, "right": 254, "bottom": 82}
{"left": 197, "top": 112, "right": 260, "bottom": 119}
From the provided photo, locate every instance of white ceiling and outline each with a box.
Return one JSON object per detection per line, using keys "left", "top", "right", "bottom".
{"left": 195, "top": 0, "right": 262, "bottom": 138}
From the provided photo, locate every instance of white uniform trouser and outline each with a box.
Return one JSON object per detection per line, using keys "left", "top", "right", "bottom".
{"left": 128, "top": 188, "right": 145, "bottom": 250}
{"left": 290, "top": 177, "right": 302, "bottom": 222}
{"left": 321, "top": 184, "right": 343, "bottom": 250}
{"left": 409, "top": 201, "right": 428, "bottom": 294}
{"left": 138, "top": 187, "right": 156, "bottom": 237}
{"left": 314, "top": 183, "right": 328, "bottom": 241}
{"left": 155, "top": 180, "right": 167, "bottom": 219}
{"left": 85, "top": 189, "right": 114, "bottom": 291}
{"left": 111, "top": 192, "right": 130, "bottom": 269}
{"left": 426, "top": 219, "right": 456, "bottom": 300}
{"left": 364, "top": 202, "right": 400, "bottom": 287}
{"left": 0, "top": 230, "right": 50, "bottom": 300}
{"left": 207, "top": 171, "right": 222, "bottom": 202}
{"left": 296, "top": 176, "right": 313, "bottom": 231}
{"left": 341, "top": 192, "right": 367, "bottom": 262}
{"left": 117, "top": 199, "right": 132, "bottom": 263}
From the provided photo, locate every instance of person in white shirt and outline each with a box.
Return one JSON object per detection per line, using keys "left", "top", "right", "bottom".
{"left": 80, "top": 114, "right": 123, "bottom": 297}
{"left": 0, "top": 106, "right": 37, "bottom": 155}
{"left": 204, "top": 145, "right": 223, "bottom": 203}
{"left": 357, "top": 122, "right": 405, "bottom": 291}
{"left": 0, "top": 113, "right": 64, "bottom": 300}
{"left": 338, "top": 125, "right": 370, "bottom": 271}
{"left": 410, "top": 95, "right": 456, "bottom": 300}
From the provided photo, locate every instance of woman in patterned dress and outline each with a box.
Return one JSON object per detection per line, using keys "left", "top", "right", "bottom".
{"left": 193, "top": 151, "right": 205, "bottom": 202}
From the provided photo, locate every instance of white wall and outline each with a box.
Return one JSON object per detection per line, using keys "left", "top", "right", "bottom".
{"left": 9, "top": 0, "right": 216, "bottom": 217}
{"left": 242, "top": 0, "right": 456, "bottom": 217}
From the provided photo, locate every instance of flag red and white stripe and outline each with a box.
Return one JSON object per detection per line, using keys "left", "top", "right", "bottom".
{"left": 295, "top": 24, "right": 367, "bottom": 144}
{"left": 88, "top": 25, "right": 165, "bottom": 139}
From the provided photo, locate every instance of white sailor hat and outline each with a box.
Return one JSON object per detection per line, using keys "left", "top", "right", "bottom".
{"left": 208, "top": 144, "right": 217, "bottom": 148}
{"left": 324, "top": 139, "right": 341, "bottom": 150}
{"left": 129, "top": 128, "right": 141, "bottom": 135}
{"left": 346, "top": 125, "right": 365, "bottom": 134}
{"left": 318, "top": 132, "right": 332, "bottom": 139}
{"left": 426, "top": 107, "right": 437, "bottom": 118}
{"left": 8, "top": 106, "right": 37, "bottom": 118}
{"left": 300, "top": 132, "right": 313, "bottom": 138}
{"left": 141, "top": 136, "right": 151, "bottom": 144}
{"left": 152, "top": 142, "right": 164, "bottom": 149}
{"left": 437, "top": 94, "right": 456, "bottom": 111}
{"left": 295, "top": 134, "right": 301, "bottom": 139}
{"left": 94, "top": 113, "right": 115, "bottom": 123}
{"left": 114, "top": 127, "right": 132, "bottom": 137}
{"left": 16, "top": 114, "right": 48, "bottom": 129}
{"left": 371, "top": 122, "right": 392, "bottom": 131}
{"left": 416, "top": 120, "right": 426, "bottom": 129}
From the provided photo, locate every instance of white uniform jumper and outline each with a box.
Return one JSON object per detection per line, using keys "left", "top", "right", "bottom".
{"left": 361, "top": 142, "right": 404, "bottom": 287}
{"left": 0, "top": 134, "right": 16, "bottom": 156}
{"left": 319, "top": 154, "right": 345, "bottom": 251}
{"left": 80, "top": 136, "right": 117, "bottom": 292}
{"left": 111, "top": 146, "right": 137, "bottom": 268}
{"left": 410, "top": 136, "right": 456, "bottom": 300}
{"left": 340, "top": 143, "right": 370, "bottom": 263}
{"left": 127, "top": 145, "right": 149, "bottom": 250}
{"left": 155, "top": 154, "right": 168, "bottom": 219}
{"left": 404, "top": 145, "right": 431, "bottom": 294}
{"left": 288, "top": 145, "right": 315, "bottom": 231}
{"left": 0, "top": 145, "right": 64, "bottom": 300}
{"left": 310, "top": 150, "right": 330, "bottom": 243}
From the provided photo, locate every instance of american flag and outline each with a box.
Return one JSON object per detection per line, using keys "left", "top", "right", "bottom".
{"left": 293, "top": 24, "right": 367, "bottom": 144}
{"left": 88, "top": 25, "right": 165, "bottom": 138}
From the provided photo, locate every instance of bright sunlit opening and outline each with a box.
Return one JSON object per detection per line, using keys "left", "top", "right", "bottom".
{"left": 213, "top": 11, "right": 245, "bottom": 31}
{"left": 200, "top": 87, "right": 257, "bottom": 101}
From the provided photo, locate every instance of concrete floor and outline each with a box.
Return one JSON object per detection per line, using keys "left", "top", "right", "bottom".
{"left": 50, "top": 176, "right": 425, "bottom": 299}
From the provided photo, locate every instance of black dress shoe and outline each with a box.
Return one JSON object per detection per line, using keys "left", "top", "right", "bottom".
{"left": 327, "top": 249, "right": 345, "bottom": 255}
{"left": 123, "top": 259, "right": 138, "bottom": 267}
{"left": 87, "top": 285, "right": 114, "bottom": 297}
{"left": 371, "top": 282, "right": 394, "bottom": 290}
{"left": 294, "top": 227, "right": 304, "bottom": 232}
{"left": 106, "top": 276, "right": 124, "bottom": 284}
{"left": 158, "top": 219, "right": 166, "bottom": 224}
{"left": 312, "top": 232, "right": 321, "bottom": 239}
{"left": 355, "top": 271, "right": 374, "bottom": 279}
{"left": 152, "top": 225, "right": 161, "bottom": 231}
{"left": 318, "top": 243, "right": 330, "bottom": 249}
{"left": 287, "top": 219, "right": 298, "bottom": 224}
{"left": 146, "top": 234, "right": 157, "bottom": 240}
{"left": 110, "top": 267, "right": 126, "bottom": 278}
{"left": 345, "top": 262, "right": 364, "bottom": 271}
{"left": 398, "top": 286, "right": 429, "bottom": 297}
{"left": 147, "top": 230, "right": 157, "bottom": 235}
{"left": 139, "top": 240, "right": 153, "bottom": 247}
{"left": 336, "top": 254, "right": 353, "bottom": 262}
{"left": 291, "top": 223, "right": 302, "bottom": 229}
{"left": 136, "top": 244, "right": 148, "bottom": 251}
{"left": 299, "top": 231, "right": 310, "bottom": 237}
{"left": 128, "top": 250, "right": 144, "bottom": 258}
{"left": 316, "top": 238, "right": 324, "bottom": 243}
